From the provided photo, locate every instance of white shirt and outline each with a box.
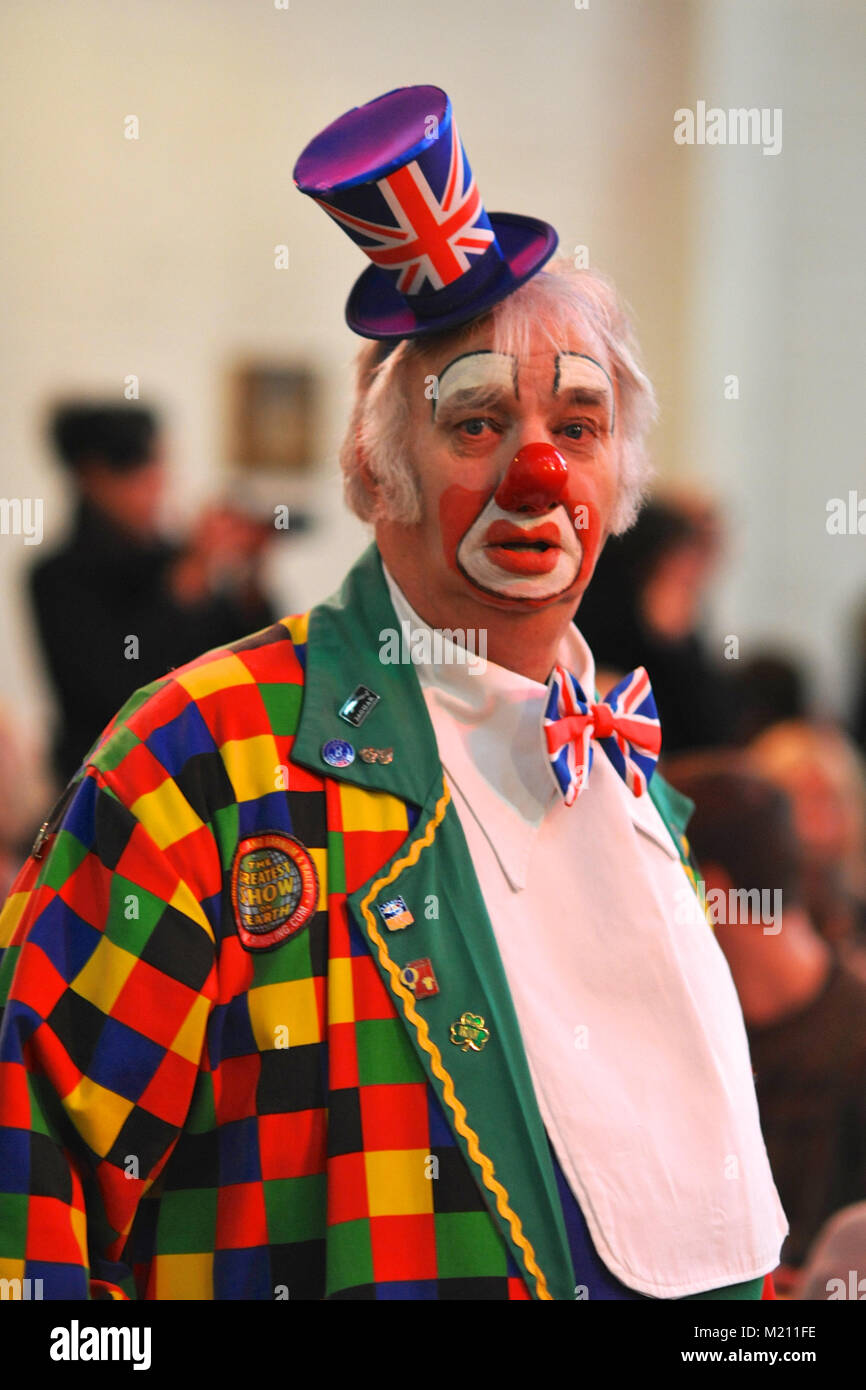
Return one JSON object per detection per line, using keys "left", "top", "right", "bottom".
{"left": 384, "top": 567, "right": 788, "bottom": 1298}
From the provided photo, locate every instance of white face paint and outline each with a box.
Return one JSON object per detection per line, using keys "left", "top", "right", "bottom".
{"left": 436, "top": 351, "right": 590, "bottom": 600}
{"left": 554, "top": 354, "right": 615, "bottom": 432}
{"left": 458, "top": 498, "right": 582, "bottom": 599}
{"left": 434, "top": 350, "right": 516, "bottom": 415}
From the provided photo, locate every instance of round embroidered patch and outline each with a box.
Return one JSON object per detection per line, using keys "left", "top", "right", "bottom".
{"left": 231, "top": 832, "right": 319, "bottom": 951}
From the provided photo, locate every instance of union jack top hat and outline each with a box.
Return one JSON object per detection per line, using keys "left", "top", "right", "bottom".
{"left": 293, "top": 85, "right": 558, "bottom": 340}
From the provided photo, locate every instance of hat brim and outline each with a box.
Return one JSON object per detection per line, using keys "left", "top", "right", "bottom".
{"left": 344, "top": 212, "right": 558, "bottom": 340}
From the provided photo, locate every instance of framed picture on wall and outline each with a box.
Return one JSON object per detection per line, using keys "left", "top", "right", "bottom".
{"left": 228, "top": 363, "right": 316, "bottom": 472}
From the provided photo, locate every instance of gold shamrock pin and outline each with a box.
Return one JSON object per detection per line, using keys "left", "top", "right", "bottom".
{"left": 449, "top": 1012, "right": 490, "bottom": 1053}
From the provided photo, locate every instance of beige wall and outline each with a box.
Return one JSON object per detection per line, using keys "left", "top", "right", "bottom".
{"left": 0, "top": 0, "right": 862, "bottom": 746}
{"left": 681, "top": 0, "right": 866, "bottom": 715}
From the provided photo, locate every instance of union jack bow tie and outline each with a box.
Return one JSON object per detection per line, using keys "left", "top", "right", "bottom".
{"left": 543, "top": 665, "right": 662, "bottom": 805}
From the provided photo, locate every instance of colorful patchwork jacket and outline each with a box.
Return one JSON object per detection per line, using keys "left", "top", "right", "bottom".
{"left": 0, "top": 544, "right": 771, "bottom": 1300}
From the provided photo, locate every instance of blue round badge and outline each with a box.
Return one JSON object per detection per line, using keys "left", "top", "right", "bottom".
{"left": 322, "top": 738, "right": 355, "bottom": 768}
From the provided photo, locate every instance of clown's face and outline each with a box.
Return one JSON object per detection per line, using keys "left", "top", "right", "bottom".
{"left": 377, "top": 316, "right": 621, "bottom": 627}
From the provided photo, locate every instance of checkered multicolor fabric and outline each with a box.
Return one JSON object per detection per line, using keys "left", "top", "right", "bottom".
{"left": 0, "top": 618, "right": 533, "bottom": 1300}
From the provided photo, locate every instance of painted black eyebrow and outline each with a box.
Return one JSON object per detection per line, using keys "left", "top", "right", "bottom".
{"left": 432, "top": 350, "right": 519, "bottom": 418}
{"left": 553, "top": 353, "right": 615, "bottom": 433}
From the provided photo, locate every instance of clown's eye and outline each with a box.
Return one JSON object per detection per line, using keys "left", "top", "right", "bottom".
{"left": 561, "top": 422, "right": 588, "bottom": 440}
{"left": 455, "top": 416, "right": 501, "bottom": 438}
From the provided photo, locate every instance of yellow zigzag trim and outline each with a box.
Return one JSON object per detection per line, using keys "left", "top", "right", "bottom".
{"left": 358, "top": 776, "right": 552, "bottom": 1302}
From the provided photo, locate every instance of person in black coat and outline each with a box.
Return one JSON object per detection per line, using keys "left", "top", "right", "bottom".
{"left": 31, "top": 402, "right": 277, "bottom": 783}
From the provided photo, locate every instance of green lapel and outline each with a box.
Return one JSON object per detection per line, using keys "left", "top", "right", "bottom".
{"left": 292, "top": 543, "right": 441, "bottom": 807}
{"left": 292, "top": 544, "right": 573, "bottom": 1299}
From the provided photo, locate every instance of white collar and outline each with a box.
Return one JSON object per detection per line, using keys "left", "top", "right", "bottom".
{"left": 382, "top": 567, "right": 677, "bottom": 890}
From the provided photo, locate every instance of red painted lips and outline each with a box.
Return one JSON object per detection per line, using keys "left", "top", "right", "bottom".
{"left": 484, "top": 519, "right": 563, "bottom": 574}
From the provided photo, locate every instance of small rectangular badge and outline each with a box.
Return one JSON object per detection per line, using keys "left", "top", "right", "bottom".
{"left": 339, "top": 685, "right": 380, "bottom": 728}
{"left": 378, "top": 896, "right": 414, "bottom": 931}
{"left": 402, "top": 958, "right": 439, "bottom": 999}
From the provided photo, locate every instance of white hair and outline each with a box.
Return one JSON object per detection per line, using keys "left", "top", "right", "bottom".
{"left": 339, "top": 258, "right": 658, "bottom": 535}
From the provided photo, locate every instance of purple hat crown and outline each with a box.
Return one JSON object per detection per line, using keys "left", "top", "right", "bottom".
{"left": 293, "top": 85, "right": 558, "bottom": 340}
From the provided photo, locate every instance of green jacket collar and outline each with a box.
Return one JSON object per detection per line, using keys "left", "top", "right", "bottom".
{"left": 292, "top": 543, "right": 441, "bottom": 806}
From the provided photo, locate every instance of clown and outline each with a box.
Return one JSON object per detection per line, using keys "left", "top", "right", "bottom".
{"left": 0, "top": 85, "right": 786, "bottom": 1301}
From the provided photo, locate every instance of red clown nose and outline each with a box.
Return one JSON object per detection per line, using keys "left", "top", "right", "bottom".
{"left": 494, "top": 443, "right": 568, "bottom": 514}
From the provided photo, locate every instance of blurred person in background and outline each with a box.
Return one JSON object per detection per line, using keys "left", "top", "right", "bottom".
{"left": 30, "top": 402, "right": 277, "bottom": 784}
{"left": 575, "top": 490, "right": 733, "bottom": 754}
{"left": 747, "top": 720, "right": 866, "bottom": 967}
{"left": 668, "top": 758, "right": 866, "bottom": 1289}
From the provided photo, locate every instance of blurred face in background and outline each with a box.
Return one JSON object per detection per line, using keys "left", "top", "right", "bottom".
{"left": 640, "top": 539, "right": 708, "bottom": 640}
{"left": 639, "top": 501, "right": 723, "bottom": 641}
{"left": 776, "top": 759, "right": 861, "bottom": 870}
{"left": 77, "top": 445, "right": 166, "bottom": 542}
{"left": 749, "top": 724, "right": 866, "bottom": 883}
